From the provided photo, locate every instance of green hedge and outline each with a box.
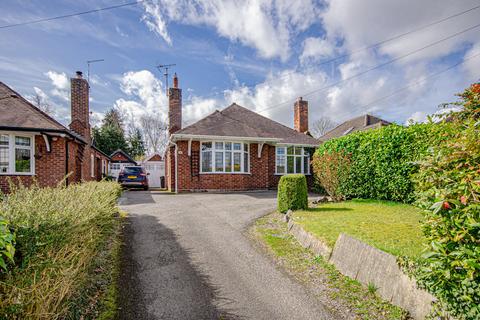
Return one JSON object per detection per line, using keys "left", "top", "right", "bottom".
{"left": 278, "top": 174, "right": 308, "bottom": 213}
{"left": 314, "top": 123, "right": 454, "bottom": 203}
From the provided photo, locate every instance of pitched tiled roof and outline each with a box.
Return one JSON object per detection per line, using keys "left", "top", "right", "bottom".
{"left": 174, "top": 103, "right": 319, "bottom": 145}
{"left": 110, "top": 149, "right": 137, "bottom": 164}
{"left": 319, "top": 114, "right": 391, "bottom": 142}
{"left": 0, "top": 81, "right": 67, "bottom": 132}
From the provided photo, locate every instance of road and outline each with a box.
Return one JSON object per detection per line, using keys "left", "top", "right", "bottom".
{"left": 118, "top": 190, "right": 333, "bottom": 320}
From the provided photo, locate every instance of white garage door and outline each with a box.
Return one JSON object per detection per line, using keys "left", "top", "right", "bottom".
{"left": 143, "top": 161, "right": 165, "bottom": 188}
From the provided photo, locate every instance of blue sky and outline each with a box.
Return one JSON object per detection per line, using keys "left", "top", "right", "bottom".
{"left": 1, "top": 0, "right": 479, "bottom": 131}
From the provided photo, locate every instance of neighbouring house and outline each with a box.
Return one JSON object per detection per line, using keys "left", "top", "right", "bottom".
{"left": 0, "top": 71, "right": 110, "bottom": 193}
{"left": 165, "top": 74, "right": 319, "bottom": 192}
{"left": 141, "top": 153, "right": 165, "bottom": 188}
{"left": 319, "top": 114, "right": 391, "bottom": 142}
{"left": 109, "top": 149, "right": 137, "bottom": 180}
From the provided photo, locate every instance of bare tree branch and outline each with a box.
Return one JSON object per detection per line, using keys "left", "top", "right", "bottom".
{"left": 311, "top": 118, "right": 337, "bottom": 138}
{"left": 139, "top": 114, "right": 168, "bottom": 155}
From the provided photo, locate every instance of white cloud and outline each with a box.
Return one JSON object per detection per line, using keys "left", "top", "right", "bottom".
{"left": 141, "top": 0, "right": 319, "bottom": 61}
{"left": 45, "top": 70, "right": 70, "bottom": 101}
{"left": 300, "top": 37, "right": 336, "bottom": 63}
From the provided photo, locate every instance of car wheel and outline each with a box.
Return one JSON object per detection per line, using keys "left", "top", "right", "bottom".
{"left": 143, "top": 186, "right": 149, "bottom": 191}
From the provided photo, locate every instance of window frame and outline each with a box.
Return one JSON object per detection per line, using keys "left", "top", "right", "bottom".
{"left": 0, "top": 132, "right": 35, "bottom": 176}
{"left": 90, "top": 154, "right": 95, "bottom": 178}
{"left": 199, "top": 141, "right": 250, "bottom": 174}
{"left": 275, "top": 145, "right": 311, "bottom": 175}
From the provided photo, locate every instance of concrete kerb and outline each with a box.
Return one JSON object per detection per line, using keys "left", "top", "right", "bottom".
{"left": 285, "top": 215, "right": 435, "bottom": 319}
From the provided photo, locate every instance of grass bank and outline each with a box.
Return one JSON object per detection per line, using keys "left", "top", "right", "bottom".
{"left": 251, "top": 212, "right": 408, "bottom": 319}
{"left": 0, "top": 181, "right": 123, "bottom": 319}
{"left": 294, "top": 199, "right": 425, "bottom": 259}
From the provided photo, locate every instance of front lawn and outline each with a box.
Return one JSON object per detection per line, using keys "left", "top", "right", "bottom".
{"left": 293, "top": 199, "right": 425, "bottom": 259}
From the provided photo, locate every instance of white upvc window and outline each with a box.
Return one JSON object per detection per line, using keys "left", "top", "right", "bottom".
{"left": 275, "top": 146, "right": 311, "bottom": 175}
{"left": 0, "top": 132, "right": 35, "bottom": 175}
{"left": 200, "top": 141, "right": 250, "bottom": 174}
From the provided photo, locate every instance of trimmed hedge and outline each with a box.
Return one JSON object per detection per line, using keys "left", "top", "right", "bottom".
{"left": 278, "top": 174, "right": 308, "bottom": 213}
{"left": 314, "top": 123, "right": 454, "bottom": 203}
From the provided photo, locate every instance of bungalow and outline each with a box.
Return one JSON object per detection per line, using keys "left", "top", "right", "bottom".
{"left": 0, "top": 71, "right": 110, "bottom": 193}
{"left": 165, "top": 74, "right": 319, "bottom": 192}
{"left": 319, "top": 114, "right": 391, "bottom": 142}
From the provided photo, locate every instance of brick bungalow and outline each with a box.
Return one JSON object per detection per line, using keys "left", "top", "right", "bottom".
{"left": 319, "top": 114, "right": 391, "bottom": 142}
{"left": 0, "top": 71, "right": 110, "bottom": 193}
{"left": 165, "top": 74, "right": 319, "bottom": 192}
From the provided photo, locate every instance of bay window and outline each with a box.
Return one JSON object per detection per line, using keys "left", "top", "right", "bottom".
{"left": 0, "top": 133, "right": 34, "bottom": 175}
{"left": 275, "top": 146, "right": 310, "bottom": 175}
{"left": 200, "top": 141, "right": 249, "bottom": 173}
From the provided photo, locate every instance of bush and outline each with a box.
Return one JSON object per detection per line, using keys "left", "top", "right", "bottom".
{"left": 413, "top": 84, "right": 480, "bottom": 319}
{"left": 313, "top": 123, "right": 453, "bottom": 202}
{"left": 0, "top": 217, "right": 15, "bottom": 272}
{"left": 312, "top": 150, "right": 351, "bottom": 201}
{"left": 278, "top": 174, "right": 308, "bottom": 213}
{"left": 0, "top": 181, "right": 122, "bottom": 319}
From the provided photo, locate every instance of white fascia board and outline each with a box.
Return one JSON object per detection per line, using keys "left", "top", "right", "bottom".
{"left": 171, "top": 133, "right": 281, "bottom": 143}
{"left": 275, "top": 142, "right": 319, "bottom": 147}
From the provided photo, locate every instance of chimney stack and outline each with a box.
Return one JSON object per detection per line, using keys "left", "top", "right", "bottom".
{"left": 168, "top": 73, "right": 182, "bottom": 135}
{"left": 70, "top": 71, "right": 91, "bottom": 142}
{"left": 294, "top": 97, "right": 308, "bottom": 133}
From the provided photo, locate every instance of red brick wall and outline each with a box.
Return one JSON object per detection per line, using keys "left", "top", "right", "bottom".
{"left": 0, "top": 135, "right": 109, "bottom": 194}
{"left": 70, "top": 75, "right": 91, "bottom": 142}
{"left": 294, "top": 98, "right": 308, "bottom": 133}
{"left": 111, "top": 152, "right": 129, "bottom": 162}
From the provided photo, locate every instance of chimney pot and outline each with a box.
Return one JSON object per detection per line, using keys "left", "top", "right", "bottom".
{"left": 76, "top": 71, "right": 83, "bottom": 78}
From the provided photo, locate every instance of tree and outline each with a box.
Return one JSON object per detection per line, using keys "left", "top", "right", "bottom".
{"left": 128, "top": 127, "right": 146, "bottom": 159}
{"left": 32, "top": 93, "right": 53, "bottom": 114}
{"left": 92, "top": 107, "right": 129, "bottom": 155}
{"left": 140, "top": 114, "right": 168, "bottom": 155}
{"left": 311, "top": 118, "right": 337, "bottom": 138}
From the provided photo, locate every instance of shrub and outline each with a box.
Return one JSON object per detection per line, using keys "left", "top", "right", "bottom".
{"left": 0, "top": 181, "right": 122, "bottom": 319}
{"left": 314, "top": 123, "right": 453, "bottom": 202}
{"left": 312, "top": 150, "right": 351, "bottom": 201}
{"left": 278, "top": 174, "right": 308, "bottom": 213}
{"left": 413, "top": 84, "right": 480, "bottom": 319}
{"left": 0, "top": 217, "right": 15, "bottom": 272}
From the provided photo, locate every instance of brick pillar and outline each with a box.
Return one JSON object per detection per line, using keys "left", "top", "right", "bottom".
{"left": 294, "top": 97, "right": 308, "bottom": 133}
{"left": 168, "top": 73, "right": 182, "bottom": 135}
{"left": 69, "top": 71, "right": 90, "bottom": 142}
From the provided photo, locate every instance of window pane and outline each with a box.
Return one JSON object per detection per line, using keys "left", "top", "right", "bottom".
{"left": 287, "top": 156, "right": 294, "bottom": 173}
{"left": 287, "top": 146, "right": 294, "bottom": 155}
{"left": 276, "top": 147, "right": 285, "bottom": 155}
{"left": 295, "top": 147, "right": 303, "bottom": 155}
{"left": 233, "top": 143, "right": 241, "bottom": 150}
{"left": 296, "top": 156, "right": 302, "bottom": 173}
{"left": 276, "top": 155, "right": 285, "bottom": 174}
{"left": 233, "top": 153, "right": 241, "bottom": 172}
{"left": 0, "top": 135, "right": 9, "bottom": 173}
{"left": 244, "top": 143, "right": 249, "bottom": 152}
{"left": 15, "top": 148, "right": 31, "bottom": 173}
{"left": 304, "top": 149, "right": 310, "bottom": 157}
{"left": 201, "top": 142, "right": 212, "bottom": 151}
{"left": 243, "top": 152, "right": 249, "bottom": 172}
{"left": 225, "top": 142, "right": 232, "bottom": 150}
{"left": 215, "top": 152, "right": 224, "bottom": 172}
{"left": 201, "top": 151, "right": 212, "bottom": 172}
{"left": 15, "top": 136, "right": 31, "bottom": 147}
{"left": 225, "top": 152, "right": 232, "bottom": 172}
{"left": 304, "top": 156, "right": 310, "bottom": 174}
{"left": 0, "top": 134, "right": 8, "bottom": 146}
{"left": 215, "top": 142, "right": 224, "bottom": 150}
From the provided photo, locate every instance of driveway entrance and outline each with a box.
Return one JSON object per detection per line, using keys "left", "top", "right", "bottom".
{"left": 118, "top": 191, "right": 332, "bottom": 320}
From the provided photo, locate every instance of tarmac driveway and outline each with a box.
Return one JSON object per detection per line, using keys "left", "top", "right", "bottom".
{"left": 118, "top": 190, "right": 332, "bottom": 320}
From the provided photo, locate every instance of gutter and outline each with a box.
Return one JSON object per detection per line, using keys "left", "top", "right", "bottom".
{"left": 171, "top": 133, "right": 281, "bottom": 143}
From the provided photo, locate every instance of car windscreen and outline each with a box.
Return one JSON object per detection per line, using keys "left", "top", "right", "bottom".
{"left": 123, "top": 167, "right": 143, "bottom": 174}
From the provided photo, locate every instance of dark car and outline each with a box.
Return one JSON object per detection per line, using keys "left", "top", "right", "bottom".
{"left": 118, "top": 166, "right": 149, "bottom": 190}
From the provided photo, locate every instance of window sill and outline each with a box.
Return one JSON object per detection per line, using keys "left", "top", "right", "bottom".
{"left": 200, "top": 172, "right": 252, "bottom": 175}
{"left": 0, "top": 172, "right": 35, "bottom": 176}
{"left": 274, "top": 173, "right": 311, "bottom": 176}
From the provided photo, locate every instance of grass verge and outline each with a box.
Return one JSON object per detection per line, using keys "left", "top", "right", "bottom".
{"left": 294, "top": 199, "right": 425, "bottom": 258}
{"left": 0, "top": 181, "right": 123, "bottom": 319}
{"left": 251, "top": 211, "right": 409, "bottom": 320}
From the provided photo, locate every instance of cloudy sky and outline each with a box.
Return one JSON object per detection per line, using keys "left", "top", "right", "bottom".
{"left": 1, "top": 0, "right": 480, "bottom": 129}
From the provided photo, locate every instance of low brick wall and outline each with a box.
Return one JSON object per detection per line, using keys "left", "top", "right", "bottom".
{"left": 287, "top": 218, "right": 434, "bottom": 319}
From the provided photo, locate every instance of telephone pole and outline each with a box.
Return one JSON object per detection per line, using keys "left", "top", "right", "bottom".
{"left": 156, "top": 64, "right": 176, "bottom": 95}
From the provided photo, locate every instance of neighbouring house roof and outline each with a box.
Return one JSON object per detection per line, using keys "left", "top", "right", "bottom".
{"left": 143, "top": 154, "right": 163, "bottom": 162}
{"left": 110, "top": 149, "right": 137, "bottom": 164}
{"left": 0, "top": 81, "right": 110, "bottom": 159}
{"left": 319, "top": 114, "right": 391, "bottom": 142}
{"left": 172, "top": 103, "right": 319, "bottom": 146}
